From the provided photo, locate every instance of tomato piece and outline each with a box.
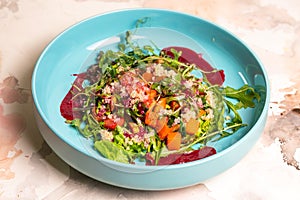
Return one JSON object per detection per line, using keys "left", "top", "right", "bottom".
{"left": 103, "top": 118, "right": 117, "bottom": 130}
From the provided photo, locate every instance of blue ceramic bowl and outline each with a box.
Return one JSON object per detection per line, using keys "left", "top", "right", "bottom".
{"left": 32, "top": 8, "right": 270, "bottom": 190}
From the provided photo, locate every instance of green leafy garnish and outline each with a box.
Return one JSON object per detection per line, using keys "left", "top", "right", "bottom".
{"left": 223, "top": 85, "right": 260, "bottom": 110}
{"left": 94, "top": 140, "right": 133, "bottom": 164}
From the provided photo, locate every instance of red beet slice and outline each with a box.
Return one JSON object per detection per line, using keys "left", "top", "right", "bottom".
{"left": 60, "top": 73, "right": 86, "bottom": 120}
{"left": 146, "top": 146, "right": 217, "bottom": 165}
{"left": 161, "top": 46, "right": 225, "bottom": 86}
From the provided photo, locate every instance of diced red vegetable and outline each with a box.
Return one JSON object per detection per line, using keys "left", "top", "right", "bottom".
{"left": 103, "top": 118, "right": 117, "bottom": 130}
{"left": 169, "top": 100, "right": 180, "bottom": 111}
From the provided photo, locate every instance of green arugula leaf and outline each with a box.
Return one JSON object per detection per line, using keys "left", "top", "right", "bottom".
{"left": 170, "top": 48, "right": 182, "bottom": 61}
{"left": 135, "top": 17, "right": 150, "bottom": 29}
{"left": 125, "top": 30, "right": 132, "bottom": 44}
{"left": 224, "top": 99, "right": 242, "bottom": 124}
{"left": 222, "top": 85, "right": 260, "bottom": 110}
{"left": 143, "top": 45, "right": 155, "bottom": 54}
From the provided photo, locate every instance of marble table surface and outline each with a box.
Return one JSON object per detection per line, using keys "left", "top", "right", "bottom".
{"left": 1, "top": 0, "right": 300, "bottom": 199}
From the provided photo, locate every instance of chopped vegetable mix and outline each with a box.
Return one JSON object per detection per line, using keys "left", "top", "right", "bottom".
{"left": 60, "top": 29, "right": 261, "bottom": 165}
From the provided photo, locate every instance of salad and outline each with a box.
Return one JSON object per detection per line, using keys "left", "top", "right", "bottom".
{"left": 60, "top": 30, "right": 260, "bottom": 165}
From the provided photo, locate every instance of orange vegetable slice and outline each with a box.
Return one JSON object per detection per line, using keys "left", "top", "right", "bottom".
{"left": 185, "top": 118, "right": 200, "bottom": 135}
{"left": 144, "top": 89, "right": 157, "bottom": 108}
{"left": 155, "top": 116, "right": 168, "bottom": 133}
{"left": 167, "top": 132, "right": 182, "bottom": 150}
{"left": 158, "top": 124, "right": 169, "bottom": 140}
{"left": 170, "top": 124, "right": 180, "bottom": 132}
{"left": 198, "top": 109, "right": 206, "bottom": 117}
{"left": 157, "top": 97, "right": 167, "bottom": 108}
{"left": 158, "top": 123, "right": 180, "bottom": 140}
{"left": 145, "top": 102, "right": 157, "bottom": 127}
{"left": 149, "top": 89, "right": 157, "bottom": 99}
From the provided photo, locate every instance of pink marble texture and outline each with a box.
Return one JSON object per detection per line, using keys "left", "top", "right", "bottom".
{"left": 0, "top": 0, "right": 300, "bottom": 199}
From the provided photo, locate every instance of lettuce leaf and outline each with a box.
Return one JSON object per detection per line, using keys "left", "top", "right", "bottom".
{"left": 94, "top": 140, "right": 132, "bottom": 163}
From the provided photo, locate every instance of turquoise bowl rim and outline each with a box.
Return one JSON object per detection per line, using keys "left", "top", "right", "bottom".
{"left": 32, "top": 8, "right": 270, "bottom": 174}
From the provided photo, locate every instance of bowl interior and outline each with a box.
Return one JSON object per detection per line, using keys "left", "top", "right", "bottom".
{"left": 32, "top": 9, "right": 268, "bottom": 164}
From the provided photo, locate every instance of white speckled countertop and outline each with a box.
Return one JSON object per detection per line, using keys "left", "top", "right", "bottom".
{"left": 1, "top": 0, "right": 300, "bottom": 199}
